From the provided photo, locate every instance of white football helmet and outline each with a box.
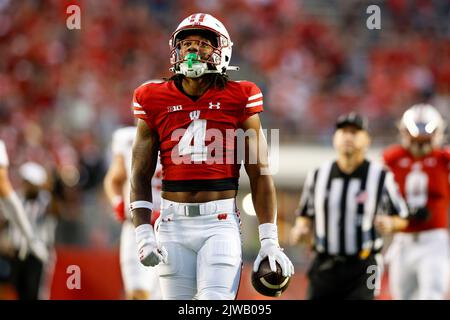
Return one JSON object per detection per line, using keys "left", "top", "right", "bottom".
{"left": 169, "top": 13, "right": 238, "bottom": 78}
{"left": 399, "top": 104, "right": 447, "bottom": 156}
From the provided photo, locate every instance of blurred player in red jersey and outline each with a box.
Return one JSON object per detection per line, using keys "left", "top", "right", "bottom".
{"left": 104, "top": 124, "right": 162, "bottom": 300}
{"left": 383, "top": 104, "right": 450, "bottom": 299}
{"left": 129, "top": 13, "right": 294, "bottom": 299}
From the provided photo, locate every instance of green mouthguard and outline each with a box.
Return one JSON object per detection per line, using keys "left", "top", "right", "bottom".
{"left": 186, "top": 53, "right": 200, "bottom": 68}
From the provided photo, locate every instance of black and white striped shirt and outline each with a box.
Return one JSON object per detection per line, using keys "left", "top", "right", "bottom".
{"left": 298, "top": 159, "right": 408, "bottom": 256}
{"left": 9, "top": 190, "right": 56, "bottom": 250}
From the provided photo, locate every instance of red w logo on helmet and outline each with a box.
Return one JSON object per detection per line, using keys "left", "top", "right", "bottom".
{"left": 189, "top": 13, "right": 206, "bottom": 23}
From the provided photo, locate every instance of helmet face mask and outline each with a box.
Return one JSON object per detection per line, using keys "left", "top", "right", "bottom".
{"left": 400, "top": 129, "right": 434, "bottom": 157}
{"left": 169, "top": 13, "right": 237, "bottom": 78}
{"left": 172, "top": 36, "right": 221, "bottom": 78}
{"left": 399, "top": 104, "right": 446, "bottom": 157}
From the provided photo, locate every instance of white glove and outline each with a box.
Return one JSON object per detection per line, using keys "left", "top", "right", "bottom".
{"left": 135, "top": 224, "right": 168, "bottom": 267}
{"left": 253, "top": 223, "right": 294, "bottom": 277}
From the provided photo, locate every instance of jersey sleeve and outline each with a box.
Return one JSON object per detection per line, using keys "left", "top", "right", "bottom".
{"left": 0, "top": 140, "right": 9, "bottom": 168}
{"left": 296, "top": 169, "right": 316, "bottom": 218}
{"left": 132, "top": 80, "right": 164, "bottom": 127}
{"left": 132, "top": 87, "right": 149, "bottom": 120}
{"left": 239, "top": 81, "right": 264, "bottom": 124}
{"left": 132, "top": 84, "right": 159, "bottom": 131}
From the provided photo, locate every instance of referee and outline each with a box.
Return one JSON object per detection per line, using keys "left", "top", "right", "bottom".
{"left": 290, "top": 113, "right": 409, "bottom": 300}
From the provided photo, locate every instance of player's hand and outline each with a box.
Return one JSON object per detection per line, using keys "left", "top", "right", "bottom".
{"left": 253, "top": 238, "right": 294, "bottom": 277}
{"left": 135, "top": 224, "right": 167, "bottom": 267}
{"left": 112, "top": 196, "right": 126, "bottom": 222}
{"left": 29, "top": 239, "right": 49, "bottom": 264}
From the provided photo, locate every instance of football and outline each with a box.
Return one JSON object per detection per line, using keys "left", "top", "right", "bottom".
{"left": 251, "top": 257, "right": 291, "bottom": 297}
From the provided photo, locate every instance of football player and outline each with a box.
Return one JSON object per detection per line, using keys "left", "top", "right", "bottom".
{"left": 383, "top": 104, "right": 450, "bottom": 300}
{"left": 104, "top": 125, "right": 162, "bottom": 300}
{"left": 129, "top": 13, "right": 294, "bottom": 300}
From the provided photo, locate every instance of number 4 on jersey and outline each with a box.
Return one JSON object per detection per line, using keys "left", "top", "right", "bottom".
{"left": 405, "top": 166, "right": 429, "bottom": 208}
{"left": 177, "top": 118, "right": 208, "bottom": 162}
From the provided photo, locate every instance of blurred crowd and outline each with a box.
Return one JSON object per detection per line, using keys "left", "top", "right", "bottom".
{"left": 0, "top": 0, "right": 449, "bottom": 246}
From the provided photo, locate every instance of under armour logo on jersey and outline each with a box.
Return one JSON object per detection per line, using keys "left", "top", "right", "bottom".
{"left": 190, "top": 110, "right": 201, "bottom": 120}
{"left": 209, "top": 102, "right": 221, "bottom": 109}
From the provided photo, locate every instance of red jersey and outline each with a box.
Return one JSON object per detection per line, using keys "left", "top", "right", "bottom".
{"left": 132, "top": 80, "right": 263, "bottom": 191}
{"left": 383, "top": 145, "right": 450, "bottom": 232}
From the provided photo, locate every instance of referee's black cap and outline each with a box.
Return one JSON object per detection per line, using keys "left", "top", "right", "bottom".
{"left": 336, "top": 112, "right": 368, "bottom": 131}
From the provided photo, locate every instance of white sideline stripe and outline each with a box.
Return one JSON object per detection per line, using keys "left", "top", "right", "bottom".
{"left": 248, "top": 93, "right": 263, "bottom": 101}
{"left": 246, "top": 100, "right": 263, "bottom": 108}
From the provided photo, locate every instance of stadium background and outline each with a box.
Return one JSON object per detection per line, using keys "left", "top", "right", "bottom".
{"left": 0, "top": 0, "right": 449, "bottom": 299}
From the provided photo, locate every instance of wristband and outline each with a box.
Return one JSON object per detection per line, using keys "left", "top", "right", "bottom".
{"left": 130, "top": 201, "right": 153, "bottom": 219}
{"left": 130, "top": 201, "right": 153, "bottom": 211}
{"left": 258, "top": 223, "right": 278, "bottom": 242}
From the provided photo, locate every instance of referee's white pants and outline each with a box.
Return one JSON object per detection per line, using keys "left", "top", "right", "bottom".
{"left": 120, "top": 220, "right": 162, "bottom": 299}
{"left": 155, "top": 198, "right": 242, "bottom": 300}
{"left": 386, "top": 229, "right": 450, "bottom": 300}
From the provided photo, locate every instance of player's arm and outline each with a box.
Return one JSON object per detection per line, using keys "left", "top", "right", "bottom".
{"left": 242, "top": 115, "right": 276, "bottom": 224}
{"left": 130, "top": 119, "right": 158, "bottom": 226}
{"left": 241, "top": 114, "right": 294, "bottom": 277}
{"left": 130, "top": 119, "right": 167, "bottom": 266}
{"left": 103, "top": 153, "right": 127, "bottom": 222}
{"left": 104, "top": 154, "right": 127, "bottom": 203}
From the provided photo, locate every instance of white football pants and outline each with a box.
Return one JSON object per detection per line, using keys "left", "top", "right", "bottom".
{"left": 155, "top": 198, "right": 242, "bottom": 300}
{"left": 120, "top": 220, "right": 162, "bottom": 299}
{"left": 386, "top": 229, "right": 450, "bottom": 300}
